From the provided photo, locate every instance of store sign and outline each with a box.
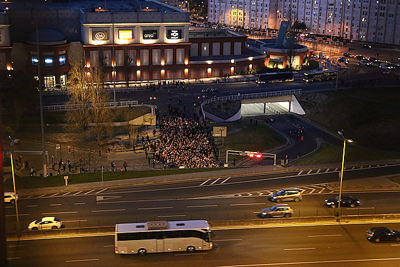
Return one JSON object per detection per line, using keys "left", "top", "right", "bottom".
{"left": 167, "top": 29, "right": 182, "bottom": 40}
{"left": 119, "top": 30, "right": 133, "bottom": 40}
{"left": 92, "top": 31, "right": 108, "bottom": 41}
{"left": 143, "top": 30, "right": 158, "bottom": 40}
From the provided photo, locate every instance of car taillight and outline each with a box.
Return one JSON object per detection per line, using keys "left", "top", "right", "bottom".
{"left": 16, "top": 195, "right": 19, "bottom": 200}
{"left": 115, "top": 247, "right": 118, "bottom": 252}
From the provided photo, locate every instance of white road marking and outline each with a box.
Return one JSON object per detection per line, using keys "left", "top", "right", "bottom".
{"left": 200, "top": 178, "right": 211, "bottom": 186}
{"left": 297, "top": 170, "right": 304, "bottom": 175}
{"left": 230, "top": 203, "right": 265, "bottom": 206}
{"left": 284, "top": 247, "right": 316, "bottom": 251}
{"left": 6, "top": 214, "right": 30, "bottom": 217}
{"left": 325, "top": 168, "right": 330, "bottom": 173}
{"left": 215, "top": 257, "right": 400, "bottom": 266}
{"left": 48, "top": 193, "right": 60, "bottom": 197}
{"left": 61, "top": 192, "right": 71, "bottom": 196}
{"left": 158, "top": 215, "right": 186, "bottom": 218}
{"left": 214, "top": 239, "right": 243, "bottom": 242}
{"left": 42, "top": 211, "right": 78, "bottom": 215}
{"left": 65, "top": 259, "right": 99, "bottom": 263}
{"left": 348, "top": 207, "right": 375, "bottom": 210}
{"left": 137, "top": 207, "right": 173, "bottom": 210}
{"left": 317, "top": 187, "right": 326, "bottom": 194}
{"left": 96, "top": 188, "right": 108, "bottom": 194}
{"left": 174, "top": 252, "right": 209, "bottom": 256}
{"left": 37, "top": 194, "right": 48, "bottom": 198}
{"left": 84, "top": 189, "right": 96, "bottom": 195}
{"left": 23, "top": 196, "right": 33, "bottom": 199}
{"left": 91, "top": 209, "right": 125, "bottom": 213}
{"left": 210, "top": 178, "right": 221, "bottom": 185}
{"left": 187, "top": 205, "right": 218, "bottom": 208}
{"left": 50, "top": 203, "right": 62, "bottom": 207}
{"left": 73, "top": 191, "right": 82, "bottom": 196}
{"left": 63, "top": 219, "right": 88, "bottom": 223}
{"left": 392, "top": 244, "right": 400, "bottom": 246}
{"left": 7, "top": 257, "right": 21, "bottom": 260}
{"left": 316, "top": 169, "right": 321, "bottom": 174}
{"left": 5, "top": 206, "right": 13, "bottom": 209}
{"left": 308, "top": 234, "right": 343, "bottom": 238}
{"left": 306, "top": 170, "right": 312, "bottom": 175}
{"left": 352, "top": 166, "right": 355, "bottom": 169}
{"left": 334, "top": 167, "right": 338, "bottom": 172}
{"left": 103, "top": 245, "right": 114, "bottom": 248}
{"left": 220, "top": 177, "right": 231, "bottom": 184}
{"left": 8, "top": 244, "right": 24, "bottom": 248}
{"left": 74, "top": 202, "right": 85, "bottom": 205}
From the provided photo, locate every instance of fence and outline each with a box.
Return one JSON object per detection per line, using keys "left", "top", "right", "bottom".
{"left": 43, "top": 100, "right": 139, "bottom": 112}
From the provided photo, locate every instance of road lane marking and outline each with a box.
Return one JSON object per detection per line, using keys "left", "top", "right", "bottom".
{"left": 7, "top": 257, "right": 21, "bottom": 260}
{"left": 6, "top": 214, "right": 30, "bottom": 217}
{"left": 37, "top": 194, "right": 48, "bottom": 198}
{"left": 7, "top": 244, "right": 24, "bottom": 248}
{"left": 308, "top": 234, "right": 343, "bottom": 238}
{"left": 48, "top": 193, "right": 60, "bottom": 197}
{"left": 284, "top": 247, "right": 316, "bottom": 251}
{"left": 325, "top": 168, "right": 330, "bottom": 173}
{"left": 187, "top": 205, "right": 218, "bottom": 208}
{"left": 73, "top": 191, "right": 82, "bottom": 196}
{"left": 391, "top": 244, "right": 400, "bottom": 246}
{"left": 74, "top": 202, "right": 85, "bottom": 205}
{"left": 210, "top": 178, "right": 221, "bottom": 185}
{"left": 158, "top": 215, "right": 186, "bottom": 218}
{"left": 63, "top": 219, "right": 88, "bottom": 223}
{"left": 345, "top": 207, "right": 375, "bottom": 210}
{"left": 174, "top": 252, "right": 209, "bottom": 256}
{"left": 318, "top": 187, "right": 325, "bottom": 194}
{"left": 220, "top": 177, "right": 231, "bottom": 184}
{"left": 230, "top": 203, "right": 265, "bottom": 206}
{"left": 306, "top": 170, "right": 312, "bottom": 175}
{"left": 316, "top": 169, "right": 321, "bottom": 174}
{"left": 42, "top": 211, "right": 78, "bottom": 215}
{"left": 214, "top": 239, "right": 243, "bottom": 242}
{"left": 61, "top": 192, "right": 71, "bottom": 196}
{"left": 65, "top": 259, "right": 99, "bottom": 263}
{"left": 91, "top": 209, "right": 125, "bottom": 213}
{"left": 84, "top": 189, "right": 96, "bottom": 195}
{"left": 96, "top": 188, "right": 108, "bottom": 194}
{"left": 200, "top": 178, "right": 211, "bottom": 186}
{"left": 5, "top": 206, "right": 13, "bottom": 209}
{"left": 50, "top": 203, "right": 62, "bottom": 206}
{"left": 103, "top": 245, "right": 114, "bottom": 248}
{"left": 297, "top": 170, "right": 303, "bottom": 175}
{"left": 215, "top": 257, "right": 400, "bottom": 266}
{"left": 138, "top": 207, "right": 173, "bottom": 210}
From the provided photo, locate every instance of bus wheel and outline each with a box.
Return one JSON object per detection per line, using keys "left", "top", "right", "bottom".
{"left": 138, "top": 248, "right": 147, "bottom": 255}
{"left": 187, "top": 246, "right": 195, "bottom": 253}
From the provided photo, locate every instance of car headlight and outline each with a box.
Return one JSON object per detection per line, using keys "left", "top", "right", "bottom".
{"left": 262, "top": 212, "right": 267, "bottom": 215}
{"left": 356, "top": 200, "right": 360, "bottom": 203}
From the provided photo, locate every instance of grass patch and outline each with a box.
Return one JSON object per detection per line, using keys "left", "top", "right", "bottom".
{"left": 293, "top": 144, "right": 400, "bottom": 166}
{"left": 215, "top": 119, "right": 285, "bottom": 152}
{"left": 5, "top": 168, "right": 230, "bottom": 190}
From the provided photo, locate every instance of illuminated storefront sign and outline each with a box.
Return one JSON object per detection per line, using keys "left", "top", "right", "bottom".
{"left": 119, "top": 30, "right": 133, "bottom": 40}
{"left": 143, "top": 30, "right": 158, "bottom": 40}
{"left": 92, "top": 31, "right": 108, "bottom": 41}
{"left": 167, "top": 29, "right": 182, "bottom": 39}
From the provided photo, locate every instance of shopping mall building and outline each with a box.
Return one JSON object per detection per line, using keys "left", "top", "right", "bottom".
{"left": 0, "top": 0, "right": 265, "bottom": 90}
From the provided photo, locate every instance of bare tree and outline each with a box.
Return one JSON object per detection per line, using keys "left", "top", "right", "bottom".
{"left": 66, "top": 61, "right": 111, "bottom": 144}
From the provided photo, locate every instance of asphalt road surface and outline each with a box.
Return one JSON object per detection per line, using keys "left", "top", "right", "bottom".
{"left": 7, "top": 223, "right": 400, "bottom": 266}
{"left": 5, "top": 164, "right": 400, "bottom": 233}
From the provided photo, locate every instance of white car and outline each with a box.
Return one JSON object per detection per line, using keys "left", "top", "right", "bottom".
{"left": 28, "top": 217, "right": 63, "bottom": 231}
{"left": 4, "top": 192, "right": 18, "bottom": 204}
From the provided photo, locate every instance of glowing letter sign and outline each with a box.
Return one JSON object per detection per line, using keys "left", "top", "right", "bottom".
{"left": 143, "top": 30, "right": 158, "bottom": 40}
{"left": 119, "top": 30, "right": 133, "bottom": 40}
{"left": 167, "top": 29, "right": 182, "bottom": 39}
{"left": 92, "top": 31, "right": 108, "bottom": 41}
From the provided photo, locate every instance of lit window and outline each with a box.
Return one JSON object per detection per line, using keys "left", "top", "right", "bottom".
{"left": 32, "top": 56, "right": 39, "bottom": 65}
{"left": 59, "top": 55, "right": 66, "bottom": 65}
{"left": 44, "top": 58, "right": 53, "bottom": 65}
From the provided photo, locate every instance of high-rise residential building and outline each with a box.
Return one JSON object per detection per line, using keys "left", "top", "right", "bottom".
{"left": 208, "top": 0, "right": 400, "bottom": 44}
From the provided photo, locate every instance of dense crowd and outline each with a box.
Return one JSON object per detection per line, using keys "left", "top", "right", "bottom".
{"left": 150, "top": 116, "right": 219, "bottom": 168}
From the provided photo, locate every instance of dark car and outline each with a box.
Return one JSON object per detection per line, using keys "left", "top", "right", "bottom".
{"left": 343, "top": 53, "right": 353, "bottom": 58}
{"left": 355, "top": 55, "right": 366, "bottom": 60}
{"left": 367, "top": 227, "right": 400, "bottom": 243}
{"left": 337, "top": 57, "right": 349, "bottom": 64}
{"left": 260, "top": 204, "right": 294, "bottom": 218}
{"left": 325, "top": 195, "right": 360, "bottom": 208}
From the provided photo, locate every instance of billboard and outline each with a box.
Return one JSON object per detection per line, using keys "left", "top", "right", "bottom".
{"left": 118, "top": 30, "right": 133, "bottom": 40}
{"left": 167, "top": 29, "right": 182, "bottom": 40}
{"left": 92, "top": 30, "right": 108, "bottom": 41}
{"left": 143, "top": 30, "right": 158, "bottom": 40}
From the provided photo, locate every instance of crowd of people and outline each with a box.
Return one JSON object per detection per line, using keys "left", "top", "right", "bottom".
{"left": 148, "top": 116, "right": 219, "bottom": 168}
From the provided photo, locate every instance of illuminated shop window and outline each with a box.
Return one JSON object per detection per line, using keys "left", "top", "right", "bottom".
{"left": 59, "top": 55, "right": 66, "bottom": 65}
{"left": 44, "top": 57, "right": 54, "bottom": 66}
{"left": 32, "top": 56, "right": 39, "bottom": 65}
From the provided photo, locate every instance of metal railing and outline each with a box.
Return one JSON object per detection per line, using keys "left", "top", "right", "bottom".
{"left": 202, "top": 89, "right": 302, "bottom": 105}
{"left": 43, "top": 100, "right": 139, "bottom": 112}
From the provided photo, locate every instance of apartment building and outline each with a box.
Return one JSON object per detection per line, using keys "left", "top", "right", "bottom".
{"left": 208, "top": 0, "right": 400, "bottom": 44}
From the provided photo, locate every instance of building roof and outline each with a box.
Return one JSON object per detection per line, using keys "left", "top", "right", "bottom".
{"left": 27, "top": 28, "right": 67, "bottom": 45}
{"left": 189, "top": 29, "right": 245, "bottom": 39}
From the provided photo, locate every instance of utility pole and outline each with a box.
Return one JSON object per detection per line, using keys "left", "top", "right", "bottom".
{"left": 0, "top": 141, "right": 8, "bottom": 267}
{"left": 36, "top": 22, "right": 47, "bottom": 177}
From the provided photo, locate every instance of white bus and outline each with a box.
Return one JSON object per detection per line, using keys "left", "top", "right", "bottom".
{"left": 115, "top": 220, "right": 213, "bottom": 255}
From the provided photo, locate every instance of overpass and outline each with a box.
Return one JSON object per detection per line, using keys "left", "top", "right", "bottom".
{"left": 201, "top": 89, "right": 305, "bottom": 122}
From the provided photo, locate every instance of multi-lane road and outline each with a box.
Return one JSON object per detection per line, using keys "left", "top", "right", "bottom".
{"left": 7, "top": 224, "right": 400, "bottom": 266}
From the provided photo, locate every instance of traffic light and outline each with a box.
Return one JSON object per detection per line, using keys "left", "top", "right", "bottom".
{"left": 248, "top": 153, "right": 262, "bottom": 159}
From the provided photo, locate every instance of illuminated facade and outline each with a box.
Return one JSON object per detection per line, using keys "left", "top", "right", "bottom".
{"left": 0, "top": 0, "right": 265, "bottom": 90}
{"left": 0, "top": 11, "right": 11, "bottom": 71}
{"left": 208, "top": 0, "right": 400, "bottom": 44}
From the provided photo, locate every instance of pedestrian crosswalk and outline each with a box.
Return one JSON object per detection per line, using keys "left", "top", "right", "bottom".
{"left": 22, "top": 188, "right": 108, "bottom": 200}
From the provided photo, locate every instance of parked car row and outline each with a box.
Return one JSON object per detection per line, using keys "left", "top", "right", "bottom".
{"left": 343, "top": 53, "right": 398, "bottom": 69}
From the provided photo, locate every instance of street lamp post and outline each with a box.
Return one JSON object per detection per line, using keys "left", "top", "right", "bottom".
{"left": 337, "top": 130, "right": 353, "bottom": 218}
{"left": 8, "top": 137, "right": 20, "bottom": 236}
